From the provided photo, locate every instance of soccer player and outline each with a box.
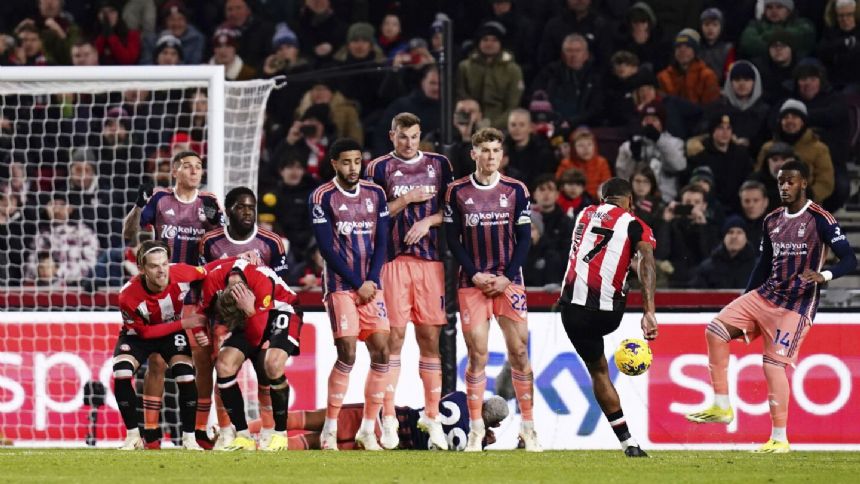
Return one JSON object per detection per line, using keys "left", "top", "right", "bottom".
{"left": 443, "top": 127, "right": 540, "bottom": 452}
{"left": 200, "top": 258, "right": 303, "bottom": 451}
{"left": 121, "top": 150, "right": 222, "bottom": 447}
{"left": 309, "top": 138, "right": 391, "bottom": 451}
{"left": 283, "top": 392, "right": 508, "bottom": 451}
{"left": 199, "top": 186, "right": 288, "bottom": 448}
{"left": 364, "top": 112, "right": 453, "bottom": 450}
{"left": 685, "top": 161, "right": 857, "bottom": 453}
{"left": 114, "top": 240, "right": 208, "bottom": 451}
{"left": 558, "top": 177, "right": 658, "bottom": 458}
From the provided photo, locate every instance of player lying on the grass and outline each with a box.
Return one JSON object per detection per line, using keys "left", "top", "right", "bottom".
{"left": 200, "top": 258, "right": 303, "bottom": 451}
{"left": 113, "top": 241, "right": 209, "bottom": 451}
{"left": 686, "top": 161, "right": 857, "bottom": 453}
{"left": 275, "top": 391, "right": 508, "bottom": 451}
{"left": 558, "top": 177, "right": 657, "bottom": 458}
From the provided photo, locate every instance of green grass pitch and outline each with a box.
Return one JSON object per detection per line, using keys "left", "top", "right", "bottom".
{"left": 1, "top": 449, "right": 859, "bottom": 483}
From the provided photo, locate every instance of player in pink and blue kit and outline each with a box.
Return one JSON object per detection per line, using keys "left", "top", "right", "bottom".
{"left": 686, "top": 161, "right": 857, "bottom": 453}
{"left": 309, "top": 138, "right": 391, "bottom": 451}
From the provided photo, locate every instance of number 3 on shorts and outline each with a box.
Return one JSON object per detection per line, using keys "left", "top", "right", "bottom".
{"left": 377, "top": 301, "right": 387, "bottom": 318}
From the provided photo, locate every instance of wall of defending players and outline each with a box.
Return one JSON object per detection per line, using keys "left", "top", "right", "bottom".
{"left": 0, "top": 312, "right": 858, "bottom": 450}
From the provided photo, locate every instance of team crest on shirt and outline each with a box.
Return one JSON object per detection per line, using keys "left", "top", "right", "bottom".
{"left": 427, "top": 164, "right": 436, "bottom": 178}
{"left": 312, "top": 204, "right": 326, "bottom": 224}
{"left": 499, "top": 194, "right": 508, "bottom": 207}
{"left": 262, "top": 295, "right": 271, "bottom": 308}
{"left": 198, "top": 207, "right": 207, "bottom": 222}
{"left": 365, "top": 198, "right": 374, "bottom": 213}
{"left": 797, "top": 223, "right": 807, "bottom": 237}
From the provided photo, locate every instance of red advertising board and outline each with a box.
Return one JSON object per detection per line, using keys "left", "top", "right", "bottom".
{"left": 0, "top": 319, "right": 316, "bottom": 442}
{"left": 648, "top": 323, "right": 860, "bottom": 444}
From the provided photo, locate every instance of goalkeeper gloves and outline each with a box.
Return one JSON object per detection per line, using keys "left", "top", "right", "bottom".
{"left": 135, "top": 183, "right": 153, "bottom": 208}
{"left": 201, "top": 197, "right": 222, "bottom": 225}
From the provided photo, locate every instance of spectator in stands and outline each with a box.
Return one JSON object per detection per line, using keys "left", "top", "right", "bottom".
{"left": 94, "top": 0, "right": 141, "bottom": 65}
{"left": 386, "top": 37, "right": 437, "bottom": 95}
{"left": 504, "top": 109, "right": 555, "bottom": 188}
{"left": 65, "top": 148, "right": 116, "bottom": 247}
{"left": 702, "top": 61, "right": 770, "bottom": 154}
{"left": 25, "top": 193, "right": 98, "bottom": 286}
{"left": 616, "top": 101, "right": 687, "bottom": 203}
{"left": 753, "top": 29, "right": 797, "bottom": 104}
{"left": 377, "top": 13, "right": 407, "bottom": 60}
{"left": 295, "top": 80, "right": 363, "bottom": 145}
{"left": 739, "top": 0, "right": 816, "bottom": 59}
{"left": 263, "top": 24, "right": 312, "bottom": 146}
{"left": 756, "top": 99, "right": 835, "bottom": 203}
{"left": 70, "top": 39, "right": 99, "bottom": 66}
{"left": 524, "top": 212, "right": 566, "bottom": 288}
{"left": 223, "top": 0, "right": 273, "bottom": 70}
{"left": 374, "top": 66, "right": 441, "bottom": 155}
{"left": 7, "top": 23, "right": 49, "bottom": 65}
{"left": 629, "top": 68, "right": 702, "bottom": 140}
{"left": 537, "top": 0, "right": 611, "bottom": 69}
{"left": 122, "top": 0, "right": 156, "bottom": 36}
{"left": 556, "top": 168, "right": 595, "bottom": 219}
{"left": 791, "top": 59, "right": 851, "bottom": 211}
{"left": 97, "top": 106, "right": 144, "bottom": 191}
{"left": 818, "top": 0, "right": 860, "bottom": 91}
{"left": 685, "top": 112, "right": 754, "bottom": 215}
{"left": 456, "top": 20, "right": 524, "bottom": 129}
{"left": 655, "top": 184, "right": 721, "bottom": 287}
{"left": 0, "top": 188, "right": 29, "bottom": 285}
{"left": 210, "top": 27, "right": 256, "bottom": 81}
{"left": 737, "top": 179, "right": 771, "bottom": 254}
{"left": 530, "top": 33, "right": 603, "bottom": 129}
{"left": 689, "top": 215, "right": 757, "bottom": 289}
{"left": 258, "top": 150, "right": 319, "bottom": 263}
{"left": 698, "top": 8, "right": 734, "bottom": 84}
{"left": 333, "top": 23, "right": 387, "bottom": 123}
{"left": 640, "top": 0, "right": 705, "bottom": 44}
{"left": 657, "top": 29, "right": 721, "bottom": 106}
{"left": 153, "top": 33, "right": 182, "bottom": 66}
{"left": 421, "top": 98, "right": 488, "bottom": 178}
{"left": 554, "top": 127, "right": 610, "bottom": 198}
{"left": 295, "top": 0, "right": 348, "bottom": 66}
{"left": 687, "top": 165, "right": 726, "bottom": 226}
{"left": 175, "top": 89, "right": 207, "bottom": 147}
{"left": 531, "top": 173, "right": 575, "bottom": 260}
{"left": 20, "top": 0, "right": 81, "bottom": 65}
{"left": 483, "top": 0, "right": 537, "bottom": 82}
{"left": 630, "top": 164, "right": 664, "bottom": 233}
{"left": 296, "top": 239, "right": 323, "bottom": 289}
{"left": 749, "top": 141, "right": 795, "bottom": 211}
{"left": 279, "top": 103, "right": 335, "bottom": 180}
{"left": 0, "top": 160, "right": 32, "bottom": 207}
{"left": 604, "top": 50, "right": 642, "bottom": 127}
{"left": 612, "top": 2, "right": 668, "bottom": 74}
{"left": 139, "top": 1, "right": 205, "bottom": 65}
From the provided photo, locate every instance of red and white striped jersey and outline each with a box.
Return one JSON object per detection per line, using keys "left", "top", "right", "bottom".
{"left": 559, "top": 203, "right": 656, "bottom": 312}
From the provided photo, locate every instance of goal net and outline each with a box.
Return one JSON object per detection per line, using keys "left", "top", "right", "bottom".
{"left": 0, "top": 66, "right": 275, "bottom": 445}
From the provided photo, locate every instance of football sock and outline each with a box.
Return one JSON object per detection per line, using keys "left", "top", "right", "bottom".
{"left": 511, "top": 369, "right": 535, "bottom": 422}
{"left": 763, "top": 358, "right": 790, "bottom": 429}
{"left": 383, "top": 354, "right": 401, "bottom": 417}
{"left": 771, "top": 426, "right": 787, "bottom": 443}
{"left": 214, "top": 390, "right": 231, "bottom": 428}
{"left": 465, "top": 370, "right": 487, "bottom": 421}
{"left": 142, "top": 395, "right": 162, "bottom": 431}
{"left": 176, "top": 382, "right": 198, "bottom": 434}
{"left": 714, "top": 394, "right": 731, "bottom": 409}
{"left": 363, "top": 361, "right": 390, "bottom": 420}
{"left": 605, "top": 410, "right": 632, "bottom": 444}
{"left": 288, "top": 434, "right": 310, "bottom": 450}
{"left": 706, "top": 320, "right": 732, "bottom": 396}
{"left": 269, "top": 375, "right": 290, "bottom": 432}
{"left": 359, "top": 418, "right": 376, "bottom": 435}
{"left": 195, "top": 397, "right": 211, "bottom": 431}
{"left": 258, "top": 385, "right": 274, "bottom": 430}
{"left": 419, "top": 356, "right": 442, "bottom": 418}
{"left": 326, "top": 360, "right": 353, "bottom": 419}
{"left": 287, "top": 411, "right": 306, "bottom": 430}
{"left": 217, "top": 375, "right": 248, "bottom": 432}
{"left": 113, "top": 377, "right": 139, "bottom": 430}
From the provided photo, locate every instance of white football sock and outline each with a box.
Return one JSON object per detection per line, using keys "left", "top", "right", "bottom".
{"left": 714, "top": 394, "right": 730, "bottom": 409}
{"left": 359, "top": 418, "right": 376, "bottom": 434}
{"left": 771, "top": 427, "right": 787, "bottom": 442}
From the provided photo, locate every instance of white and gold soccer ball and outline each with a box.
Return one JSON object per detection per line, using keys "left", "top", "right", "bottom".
{"left": 614, "top": 338, "right": 653, "bottom": 376}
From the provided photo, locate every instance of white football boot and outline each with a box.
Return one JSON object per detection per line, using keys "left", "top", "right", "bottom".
{"left": 119, "top": 428, "right": 144, "bottom": 451}
{"left": 417, "top": 415, "right": 448, "bottom": 450}
{"left": 380, "top": 416, "right": 400, "bottom": 450}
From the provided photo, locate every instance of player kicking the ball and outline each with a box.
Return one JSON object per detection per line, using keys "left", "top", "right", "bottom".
{"left": 444, "top": 127, "right": 541, "bottom": 452}
{"left": 685, "top": 161, "right": 857, "bottom": 453}
{"left": 114, "top": 241, "right": 208, "bottom": 451}
{"left": 558, "top": 178, "right": 658, "bottom": 457}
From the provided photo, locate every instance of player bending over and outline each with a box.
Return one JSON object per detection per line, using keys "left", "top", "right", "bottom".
{"left": 685, "top": 161, "right": 857, "bottom": 453}
{"left": 113, "top": 241, "right": 209, "bottom": 450}
{"left": 284, "top": 392, "right": 508, "bottom": 451}
{"left": 201, "top": 258, "right": 303, "bottom": 451}
{"left": 444, "top": 127, "right": 541, "bottom": 452}
{"left": 558, "top": 178, "right": 658, "bottom": 457}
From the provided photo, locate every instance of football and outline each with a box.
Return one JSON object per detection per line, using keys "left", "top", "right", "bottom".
{"left": 614, "top": 338, "right": 653, "bottom": 376}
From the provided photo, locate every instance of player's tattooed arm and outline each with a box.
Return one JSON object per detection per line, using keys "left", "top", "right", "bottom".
{"left": 636, "top": 241, "right": 658, "bottom": 340}
{"left": 122, "top": 206, "right": 142, "bottom": 243}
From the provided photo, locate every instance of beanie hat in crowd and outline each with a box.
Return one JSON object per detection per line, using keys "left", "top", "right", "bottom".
{"left": 272, "top": 22, "right": 299, "bottom": 49}
{"left": 690, "top": 165, "right": 716, "bottom": 188}
{"left": 793, "top": 57, "right": 827, "bottom": 81}
{"left": 674, "top": 28, "right": 701, "bottom": 51}
{"left": 159, "top": 0, "right": 188, "bottom": 21}
{"left": 765, "top": 0, "right": 795, "bottom": 12}
{"left": 721, "top": 215, "right": 748, "bottom": 237}
{"left": 779, "top": 98, "right": 808, "bottom": 120}
{"left": 212, "top": 27, "right": 240, "bottom": 49}
{"left": 700, "top": 7, "right": 723, "bottom": 23}
{"left": 767, "top": 28, "right": 794, "bottom": 48}
{"left": 632, "top": 69, "right": 658, "bottom": 89}
{"left": 765, "top": 141, "right": 796, "bottom": 159}
{"left": 155, "top": 33, "right": 183, "bottom": 60}
{"left": 836, "top": 0, "right": 857, "bottom": 8}
{"left": 347, "top": 22, "right": 375, "bottom": 43}
{"left": 640, "top": 100, "right": 667, "bottom": 126}
{"left": 729, "top": 61, "right": 756, "bottom": 80}
{"left": 476, "top": 21, "right": 507, "bottom": 41}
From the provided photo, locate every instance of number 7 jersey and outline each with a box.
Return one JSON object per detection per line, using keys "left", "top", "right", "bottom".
{"left": 559, "top": 203, "right": 655, "bottom": 311}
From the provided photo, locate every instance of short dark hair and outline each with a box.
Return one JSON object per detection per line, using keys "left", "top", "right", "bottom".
{"left": 680, "top": 184, "right": 707, "bottom": 199}
{"left": 600, "top": 177, "right": 632, "bottom": 199}
{"left": 225, "top": 186, "right": 255, "bottom": 209}
{"left": 136, "top": 240, "right": 170, "bottom": 267}
{"left": 328, "top": 138, "right": 363, "bottom": 162}
{"left": 391, "top": 112, "right": 421, "bottom": 131}
{"left": 778, "top": 160, "right": 809, "bottom": 179}
{"left": 739, "top": 180, "right": 767, "bottom": 198}
{"left": 532, "top": 173, "right": 557, "bottom": 192}
{"left": 172, "top": 150, "right": 202, "bottom": 166}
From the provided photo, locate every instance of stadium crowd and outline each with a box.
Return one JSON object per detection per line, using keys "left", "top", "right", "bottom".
{"left": 1, "top": 0, "right": 859, "bottom": 291}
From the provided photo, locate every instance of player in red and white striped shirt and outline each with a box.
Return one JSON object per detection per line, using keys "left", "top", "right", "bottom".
{"left": 558, "top": 178, "right": 658, "bottom": 457}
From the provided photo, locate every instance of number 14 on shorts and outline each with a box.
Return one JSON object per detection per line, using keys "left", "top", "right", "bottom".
{"left": 774, "top": 329, "right": 790, "bottom": 347}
